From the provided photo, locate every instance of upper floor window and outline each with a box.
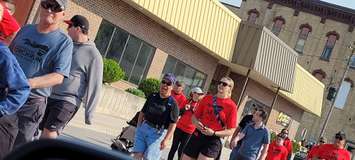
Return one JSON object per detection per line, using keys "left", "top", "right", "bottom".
{"left": 247, "top": 9, "right": 260, "bottom": 24}
{"left": 271, "top": 16, "right": 286, "bottom": 36}
{"left": 350, "top": 55, "right": 355, "bottom": 69}
{"left": 312, "top": 69, "right": 326, "bottom": 81}
{"left": 334, "top": 78, "right": 353, "bottom": 109}
{"left": 295, "top": 23, "right": 312, "bottom": 53}
{"left": 95, "top": 20, "right": 156, "bottom": 85}
{"left": 320, "top": 31, "right": 339, "bottom": 61}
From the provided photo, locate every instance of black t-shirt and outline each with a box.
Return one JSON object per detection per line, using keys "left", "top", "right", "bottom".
{"left": 142, "top": 93, "right": 179, "bottom": 129}
{"left": 239, "top": 114, "right": 253, "bottom": 130}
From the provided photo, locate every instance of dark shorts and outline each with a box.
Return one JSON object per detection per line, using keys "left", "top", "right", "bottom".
{"left": 14, "top": 96, "right": 47, "bottom": 147}
{"left": 39, "top": 98, "right": 78, "bottom": 132}
{"left": 183, "top": 130, "right": 222, "bottom": 159}
{"left": 0, "top": 114, "right": 18, "bottom": 159}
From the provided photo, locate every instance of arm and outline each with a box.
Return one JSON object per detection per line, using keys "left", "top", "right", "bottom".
{"left": 160, "top": 123, "right": 177, "bottom": 150}
{"left": 215, "top": 128, "right": 236, "bottom": 138}
{"left": 28, "top": 72, "right": 64, "bottom": 89}
{"left": 258, "top": 144, "right": 269, "bottom": 160}
{"left": 191, "top": 115, "right": 205, "bottom": 131}
{"left": 83, "top": 56, "right": 103, "bottom": 124}
{"left": 0, "top": 51, "right": 30, "bottom": 116}
{"left": 137, "top": 111, "right": 144, "bottom": 127}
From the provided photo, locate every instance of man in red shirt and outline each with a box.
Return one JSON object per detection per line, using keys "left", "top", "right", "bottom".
{"left": 307, "top": 131, "right": 351, "bottom": 160}
{"left": 266, "top": 133, "right": 288, "bottom": 160}
{"left": 281, "top": 129, "right": 293, "bottom": 160}
{"left": 0, "top": 0, "right": 20, "bottom": 44}
{"left": 307, "top": 137, "right": 327, "bottom": 159}
{"left": 171, "top": 81, "right": 187, "bottom": 108}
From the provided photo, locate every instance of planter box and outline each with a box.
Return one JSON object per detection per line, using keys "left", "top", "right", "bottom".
{"left": 95, "top": 84, "right": 146, "bottom": 120}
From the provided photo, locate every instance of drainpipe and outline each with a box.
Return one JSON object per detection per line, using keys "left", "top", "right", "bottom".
{"left": 237, "top": 69, "right": 251, "bottom": 108}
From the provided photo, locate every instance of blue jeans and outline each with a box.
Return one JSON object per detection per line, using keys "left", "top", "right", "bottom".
{"left": 133, "top": 122, "right": 167, "bottom": 160}
{"left": 229, "top": 145, "right": 239, "bottom": 160}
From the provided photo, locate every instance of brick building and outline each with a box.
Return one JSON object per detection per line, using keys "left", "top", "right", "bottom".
{"left": 14, "top": 0, "right": 323, "bottom": 143}
{"left": 224, "top": 0, "right": 355, "bottom": 154}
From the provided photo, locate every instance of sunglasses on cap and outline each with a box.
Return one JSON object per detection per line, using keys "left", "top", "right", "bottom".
{"left": 218, "top": 81, "right": 231, "bottom": 87}
{"left": 161, "top": 80, "right": 173, "bottom": 86}
{"left": 40, "top": 1, "right": 63, "bottom": 13}
{"left": 335, "top": 135, "right": 344, "bottom": 141}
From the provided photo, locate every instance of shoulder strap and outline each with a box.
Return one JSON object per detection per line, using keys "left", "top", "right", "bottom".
{"left": 212, "top": 96, "right": 225, "bottom": 128}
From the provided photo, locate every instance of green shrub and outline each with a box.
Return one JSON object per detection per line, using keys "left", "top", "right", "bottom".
{"left": 138, "top": 78, "right": 160, "bottom": 97}
{"left": 270, "top": 131, "right": 277, "bottom": 141}
{"left": 125, "top": 88, "right": 146, "bottom": 98}
{"left": 103, "top": 58, "right": 125, "bottom": 83}
{"left": 292, "top": 141, "right": 301, "bottom": 153}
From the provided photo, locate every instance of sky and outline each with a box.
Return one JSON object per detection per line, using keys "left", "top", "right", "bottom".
{"left": 220, "top": 0, "right": 355, "bottom": 10}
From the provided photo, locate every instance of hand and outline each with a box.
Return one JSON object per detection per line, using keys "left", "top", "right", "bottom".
{"left": 185, "top": 104, "right": 191, "bottom": 110}
{"left": 201, "top": 127, "right": 214, "bottom": 136}
{"left": 160, "top": 139, "right": 167, "bottom": 150}
{"left": 230, "top": 138, "right": 237, "bottom": 149}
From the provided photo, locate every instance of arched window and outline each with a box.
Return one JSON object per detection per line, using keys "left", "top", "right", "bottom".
{"left": 271, "top": 16, "right": 286, "bottom": 36}
{"left": 247, "top": 9, "right": 260, "bottom": 24}
{"left": 320, "top": 31, "right": 339, "bottom": 61}
{"left": 312, "top": 69, "right": 327, "bottom": 81}
{"left": 294, "top": 23, "right": 312, "bottom": 53}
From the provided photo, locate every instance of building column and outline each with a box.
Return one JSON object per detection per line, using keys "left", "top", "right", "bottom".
{"left": 145, "top": 48, "right": 168, "bottom": 79}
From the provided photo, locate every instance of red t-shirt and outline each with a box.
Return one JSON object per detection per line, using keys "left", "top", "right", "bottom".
{"left": 171, "top": 91, "right": 187, "bottom": 108}
{"left": 307, "top": 145, "right": 321, "bottom": 159}
{"left": 176, "top": 100, "right": 199, "bottom": 134}
{"left": 266, "top": 141, "right": 288, "bottom": 160}
{"left": 283, "top": 138, "right": 293, "bottom": 156}
{"left": 0, "top": 4, "right": 20, "bottom": 41}
{"left": 193, "top": 95, "right": 237, "bottom": 131}
{"left": 308, "top": 144, "right": 351, "bottom": 160}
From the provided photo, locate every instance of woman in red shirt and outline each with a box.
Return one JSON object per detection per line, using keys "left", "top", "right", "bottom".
{"left": 266, "top": 133, "right": 288, "bottom": 160}
{"left": 167, "top": 87, "right": 205, "bottom": 160}
{"left": 181, "top": 77, "right": 238, "bottom": 160}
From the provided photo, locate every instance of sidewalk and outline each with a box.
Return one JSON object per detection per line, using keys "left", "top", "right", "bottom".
{"left": 64, "top": 107, "right": 232, "bottom": 160}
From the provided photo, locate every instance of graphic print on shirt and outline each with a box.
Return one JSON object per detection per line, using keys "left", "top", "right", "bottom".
{"left": 15, "top": 38, "right": 50, "bottom": 63}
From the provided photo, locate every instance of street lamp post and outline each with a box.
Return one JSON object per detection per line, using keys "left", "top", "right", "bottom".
{"left": 319, "top": 42, "right": 355, "bottom": 138}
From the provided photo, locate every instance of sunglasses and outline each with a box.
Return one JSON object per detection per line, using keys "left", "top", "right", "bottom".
{"left": 40, "top": 1, "right": 63, "bottom": 13}
{"left": 193, "top": 92, "right": 204, "bottom": 96}
{"left": 335, "top": 135, "right": 344, "bottom": 140}
{"left": 218, "top": 81, "right": 230, "bottom": 87}
{"left": 161, "top": 80, "right": 173, "bottom": 86}
{"left": 319, "top": 140, "right": 325, "bottom": 143}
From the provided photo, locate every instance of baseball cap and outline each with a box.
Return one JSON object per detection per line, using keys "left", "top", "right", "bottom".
{"left": 64, "top": 15, "right": 89, "bottom": 33}
{"left": 41, "top": 0, "right": 68, "bottom": 10}
{"left": 162, "top": 73, "right": 176, "bottom": 85}
{"left": 335, "top": 131, "right": 346, "bottom": 140}
{"left": 55, "top": 0, "right": 68, "bottom": 10}
{"left": 191, "top": 87, "right": 204, "bottom": 94}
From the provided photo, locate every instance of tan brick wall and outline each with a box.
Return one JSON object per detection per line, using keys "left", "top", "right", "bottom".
{"left": 66, "top": 0, "right": 219, "bottom": 91}
{"left": 237, "top": 0, "right": 355, "bottom": 141}
{"left": 146, "top": 49, "right": 168, "bottom": 80}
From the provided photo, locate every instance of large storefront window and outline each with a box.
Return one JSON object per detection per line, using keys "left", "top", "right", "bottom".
{"left": 95, "top": 20, "right": 155, "bottom": 85}
{"left": 162, "top": 56, "right": 207, "bottom": 95}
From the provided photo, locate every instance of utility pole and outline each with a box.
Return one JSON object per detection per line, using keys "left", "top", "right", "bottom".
{"left": 319, "top": 42, "right": 355, "bottom": 138}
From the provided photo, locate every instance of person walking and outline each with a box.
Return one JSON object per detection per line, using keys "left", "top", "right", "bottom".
{"left": 307, "top": 137, "right": 327, "bottom": 159}
{"left": 133, "top": 73, "right": 180, "bottom": 160}
{"left": 229, "top": 107, "right": 270, "bottom": 160}
{"left": 280, "top": 129, "right": 293, "bottom": 160}
{"left": 229, "top": 105, "right": 259, "bottom": 156}
{"left": 0, "top": 42, "right": 30, "bottom": 159}
{"left": 266, "top": 133, "right": 288, "bottom": 160}
{"left": 307, "top": 131, "right": 350, "bottom": 160}
{"left": 181, "top": 77, "right": 237, "bottom": 160}
{"left": 38, "top": 15, "right": 103, "bottom": 139}
{"left": 167, "top": 87, "right": 205, "bottom": 160}
{"left": 8, "top": 0, "right": 73, "bottom": 147}
{"left": 171, "top": 81, "right": 187, "bottom": 108}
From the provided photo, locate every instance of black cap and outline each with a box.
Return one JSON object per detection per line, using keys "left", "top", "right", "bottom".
{"left": 335, "top": 131, "right": 346, "bottom": 140}
{"left": 64, "top": 15, "right": 89, "bottom": 33}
